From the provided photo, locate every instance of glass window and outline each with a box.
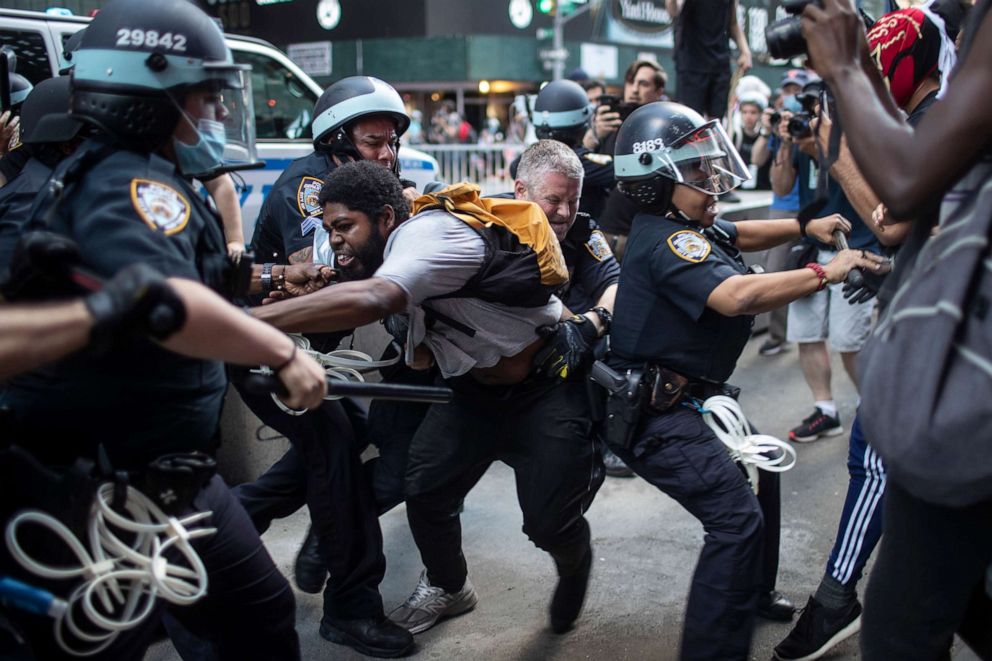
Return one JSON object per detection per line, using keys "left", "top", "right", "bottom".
{"left": 233, "top": 50, "right": 317, "bottom": 140}
{"left": 0, "top": 29, "right": 53, "bottom": 85}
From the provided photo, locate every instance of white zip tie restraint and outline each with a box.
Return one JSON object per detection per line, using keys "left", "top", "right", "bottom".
{"left": 5, "top": 483, "right": 216, "bottom": 657}
{"left": 698, "top": 395, "right": 797, "bottom": 494}
{"left": 255, "top": 333, "right": 400, "bottom": 416}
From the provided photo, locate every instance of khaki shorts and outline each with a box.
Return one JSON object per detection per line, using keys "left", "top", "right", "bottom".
{"left": 786, "top": 249, "right": 876, "bottom": 352}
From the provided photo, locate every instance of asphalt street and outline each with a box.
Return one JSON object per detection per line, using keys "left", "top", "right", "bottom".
{"left": 148, "top": 331, "right": 952, "bottom": 661}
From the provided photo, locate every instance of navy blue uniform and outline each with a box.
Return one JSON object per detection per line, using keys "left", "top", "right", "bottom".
{"left": 609, "top": 213, "right": 779, "bottom": 661}
{"left": 0, "top": 138, "right": 299, "bottom": 660}
{"left": 557, "top": 212, "right": 621, "bottom": 313}
{"left": 0, "top": 157, "right": 55, "bottom": 279}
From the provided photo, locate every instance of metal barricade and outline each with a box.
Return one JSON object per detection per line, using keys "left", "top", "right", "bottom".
{"left": 411, "top": 143, "right": 528, "bottom": 195}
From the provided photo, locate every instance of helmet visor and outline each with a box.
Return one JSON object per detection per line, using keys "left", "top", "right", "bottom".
{"left": 168, "top": 68, "right": 260, "bottom": 177}
{"left": 208, "top": 68, "right": 259, "bottom": 174}
{"left": 665, "top": 122, "right": 750, "bottom": 195}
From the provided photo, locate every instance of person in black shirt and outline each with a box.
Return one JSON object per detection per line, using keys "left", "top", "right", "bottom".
{"left": 667, "top": 0, "right": 752, "bottom": 120}
{"left": 607, "top": 102, "right": 884, "bottom": 659}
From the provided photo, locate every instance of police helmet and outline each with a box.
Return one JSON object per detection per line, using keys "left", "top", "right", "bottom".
{"left": 531, "top": 79, "right": 592, "bottom": 147}
{"left": 20, "top": 76, "right": 83, "bottom": 145}
{"left": 70, "top": 0, "right": 257, "bottom": 171}
{"left": 614, "top": 102, "right": 750, "bottom": 209}
{"left": 7, "top": 72, "right": 32, "bottom": 110}
{"left": 311, "top": 76, "right": 409, "bottom": 172}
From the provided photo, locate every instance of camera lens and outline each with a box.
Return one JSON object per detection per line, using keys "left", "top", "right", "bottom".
{"left": 788, "top": 115, "right": 812, "bottom": 139}
{"left": 765, "top": 16, "right": 807, "bottom": 60}
{"left": 770, "top": 111, "right": 781, "bottom": 126}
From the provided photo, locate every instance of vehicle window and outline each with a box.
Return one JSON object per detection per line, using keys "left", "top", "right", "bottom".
{"left": 233, "top": 50, "right": 317, "bottom": 141}
{"left": 0, "top": 29, "right": 52, "bottom": 85}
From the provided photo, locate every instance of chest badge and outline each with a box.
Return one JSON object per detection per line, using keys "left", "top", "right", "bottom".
{"left": 667, "top": 230, "right": 711, "bottom": 263}
{"left": 297, "top": 176, "right": 324, "bottom": 236}
{"left": 131, "top": 179, "right": 190, "bottom": 236}
{"left": 585, "top": 230, "right": 613, "bottom": 262}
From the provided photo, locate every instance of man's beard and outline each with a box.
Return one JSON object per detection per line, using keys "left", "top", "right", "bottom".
{"left": 336, "top": 229, "right": 387, "bottom": 282}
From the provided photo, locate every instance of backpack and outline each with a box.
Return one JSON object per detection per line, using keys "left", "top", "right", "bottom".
{"left": 410, "top": 182, "right": 568, "bottom": 309}
{"left": 858, "top": 151, "right": 992, "bottom": 507}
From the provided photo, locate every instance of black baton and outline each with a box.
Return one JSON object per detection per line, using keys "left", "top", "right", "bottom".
{"left": 832, "top": 230, "right": 865, "bottom": 290}
{"left": 243, "top": 373, "right": 454, "bottom": 404}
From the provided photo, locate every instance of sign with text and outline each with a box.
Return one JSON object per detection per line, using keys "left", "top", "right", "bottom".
{"left": 287, "top": 41, "right": 333, "bottom": 77}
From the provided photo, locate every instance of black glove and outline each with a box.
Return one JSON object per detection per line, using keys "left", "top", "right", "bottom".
{"left": 1, "top": 231, "right": 84, "bottom": 301}
{"left": 842, "top": 267, "right": 887, "bottom": 305}
{"left": 533, "top": 314, "right": 599, "bottom": 380}
{"left": 84, "top": 263, "right": 187, "bottom": 353}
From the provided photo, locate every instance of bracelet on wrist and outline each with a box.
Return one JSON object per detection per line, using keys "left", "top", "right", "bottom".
{"left": 273, "top": 344, "right": 297, "bottom": 373}
{"left": 589, "top": 306, "right": 613, "bottom": 335}
{"left": 805, "top": 262, "right": 828, "bottom": 291}
{"left": 261, "top": 262, "right": 274, "bottom": 294}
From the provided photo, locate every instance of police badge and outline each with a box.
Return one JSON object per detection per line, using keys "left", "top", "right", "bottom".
{"left": 130, "top": 179, "right": 191, "bottom": 236}
{"left": 667, "top": 230, "right": 712, "bottom": 263}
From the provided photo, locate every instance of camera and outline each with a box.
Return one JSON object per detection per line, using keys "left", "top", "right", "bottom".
{"left": 764, "top": 0, "right": 820, "bottom": 60}
{"left": 596, "top": 94, "right": 638, "bottom": 122}
{"left": 787, "top": 112, "right": 812, "bottom": 139}
{"left": 769, "top": 110, "right": 782, "bottom": 127}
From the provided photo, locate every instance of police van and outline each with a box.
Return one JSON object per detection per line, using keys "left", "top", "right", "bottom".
{"left": 0, "top": 8, "right": 440, "bottom": 240}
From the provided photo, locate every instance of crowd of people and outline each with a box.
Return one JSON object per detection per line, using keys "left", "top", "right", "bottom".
{"left": 0, "top": 0, "right": 990, "bottom": 660}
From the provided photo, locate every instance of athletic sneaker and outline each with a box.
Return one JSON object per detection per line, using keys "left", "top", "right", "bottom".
{"left": 387, "top": 570, "right": 478, "bottom": 634}
{"left": 789, "top": 407, "right": 844, "bottom": 442}
{"left": 773, "top": 595, "right": 862, "bottom": 660}
{"left": 759, "top": 338, "right": 788, "bottom": 356}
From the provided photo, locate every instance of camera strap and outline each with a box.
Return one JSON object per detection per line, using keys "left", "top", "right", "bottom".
{"left": 797, "top": 96, "right": 844, "bottom": 229}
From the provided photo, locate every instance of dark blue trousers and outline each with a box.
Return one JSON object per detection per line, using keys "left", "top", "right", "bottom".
{"left": 610, "top": 406, "right": 764, "bottom": 661}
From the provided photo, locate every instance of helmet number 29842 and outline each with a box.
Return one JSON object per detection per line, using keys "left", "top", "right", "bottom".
{"left": 116, "top": 29, "right": 187, "bottom": 52}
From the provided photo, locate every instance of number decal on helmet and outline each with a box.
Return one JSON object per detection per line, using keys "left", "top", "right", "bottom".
{"left": 116, "top": 29, "right": 187, "bottom": 52}
{"left": 632, "top": 138, "right": 665, "bottom": 154}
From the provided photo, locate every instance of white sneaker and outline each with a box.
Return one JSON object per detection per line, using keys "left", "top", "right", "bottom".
{"left": 387, "top": 570, "right": 479, "bottom": 634}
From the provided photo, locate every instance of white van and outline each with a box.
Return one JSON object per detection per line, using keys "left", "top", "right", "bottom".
{"left": 0, "top": 8, "right": 440, "bottom": 240}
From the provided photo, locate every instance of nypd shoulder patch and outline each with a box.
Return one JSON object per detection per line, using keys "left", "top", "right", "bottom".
{"left": 667, "top": 230, "right": 711, "bottom": 263}
{"left": 584, "top": 230, "right": 614, "bottom": 262}
{"left": 130, "top": 179, "right": 190, "bottom": 236}
{"left": 297, "top": 176, "right": 324, "bottom": 219}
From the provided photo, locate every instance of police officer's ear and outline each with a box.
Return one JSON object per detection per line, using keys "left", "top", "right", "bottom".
{"left": 513, "top": 179, "right": 529, "bottom": 200}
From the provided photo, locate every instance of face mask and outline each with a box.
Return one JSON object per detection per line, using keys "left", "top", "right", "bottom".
{"left": 782, "top": 95, "right": 803, "bottom": 114}
{"left": 173, "top": 118, "right": 226, "bottom": 176}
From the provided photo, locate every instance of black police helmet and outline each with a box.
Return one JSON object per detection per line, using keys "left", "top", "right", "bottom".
{"left": 532, "top": 79, "right": 592, "bottom": 147}
{"left": 7, "top": 72, "right": 32, "bottom": 110}
{"left": 614, "top": 101, "right": 748, "bottom": 209}
{"left": 70, "top": 0, "right": 244, "bottom": 150}
{"left": 20, "top": 76, "right": 83, "bottom": 145}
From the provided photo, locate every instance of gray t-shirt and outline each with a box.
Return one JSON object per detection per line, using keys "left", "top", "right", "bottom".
{"left": 375, "top": 209, "right": 563, "bottom": 377}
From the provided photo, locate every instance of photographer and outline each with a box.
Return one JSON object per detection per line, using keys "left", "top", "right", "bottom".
{"left": 770, "top": 80, "right": 881, "bottom": 444}
{"left": 798, "top": 0, "right": 992, "bottom": 657}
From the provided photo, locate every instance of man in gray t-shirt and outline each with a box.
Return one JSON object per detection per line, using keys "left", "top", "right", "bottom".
{"left": 254, "top": 161, "right": 601, "bottom": 639}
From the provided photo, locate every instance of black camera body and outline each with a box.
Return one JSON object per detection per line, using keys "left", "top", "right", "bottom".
{"left": 765, "top": 0, "right": 821, "bottom": 60}
{"left": 787, "top": 112, "right": 812, "bottom": 139}
{"left": 597, "top": 94, "right": 638, "bottom": 122}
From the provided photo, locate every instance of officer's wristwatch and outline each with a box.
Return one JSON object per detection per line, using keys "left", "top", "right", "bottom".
{"left": 261, "top": 262, "right": 274, "bottom": 294}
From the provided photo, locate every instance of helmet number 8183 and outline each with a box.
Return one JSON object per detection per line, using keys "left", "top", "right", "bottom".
{"left": 116, "top": 29, "right": 187, "bottom": 52}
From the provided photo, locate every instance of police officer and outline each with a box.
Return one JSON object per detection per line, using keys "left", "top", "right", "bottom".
{"left": 0, "top": 76, "right": 85, "bottom": 276}
{"left": 0, "top": 1, "right": 328, "bottom": 658}
{"left": 234, "top": 75, "right": 418, "bottom": 658}
{"left": 0, "top": 69, "right": 34, "bottom": 187}
{"left": 509, "top": 79, "right": 615, "bottom": 220}
{"left": 607, "top": 102, "right": 885, "bottom": 660}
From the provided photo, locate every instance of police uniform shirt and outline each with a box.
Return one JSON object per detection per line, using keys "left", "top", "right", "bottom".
{"left": 574, "top": 147, "right": 615, "bottom": 220}
{"left": 251, "top": 150, "right": 335, "bottom": 263}
{"left": 0, "top": 139, "right": 228, "bottom": 466}
{"left": 0, "top": 143, "right": 30, "bottom": 185}
{"left": 0, "top": 157, "right": 54, "bottom": 278}
{"left": 610, "top": 214, "right": 752, "bottom": 383}
{"left": 558, "top": 212, "right": 620, "bottom": 312}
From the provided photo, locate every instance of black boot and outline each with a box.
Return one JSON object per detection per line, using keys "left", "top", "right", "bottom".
{"left": 294, "top": 525, "right": 327, "bottom": 594}
{"left": 549, "top": 539, "right": 593, "bottom": 634}
{"left": 320, "top": 617, "right": 414, "bottom": 658}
